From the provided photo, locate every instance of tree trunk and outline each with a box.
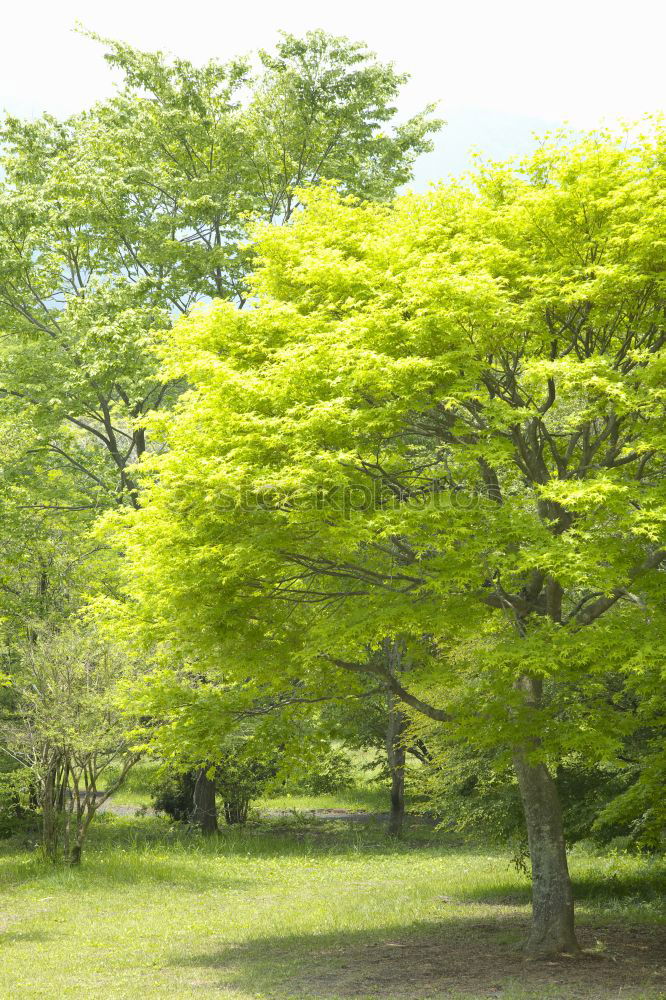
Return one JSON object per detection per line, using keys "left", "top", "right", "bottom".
{"left": 513, "top": 749, "right": 580, "bottom": 957}
{"left": 68, "top": 842, "right": 82, "bottom": 865}
{"left": 388, "top": 765, "right": 405, "bottom": 837}
{"left": 65, "top": 797, "right": 89, "bottom": 865}
{"left": 386, "top": 693, "right": 406, "bottom": 837}
{"left": 513, "top": 672, "right": 579, "bottom": 957}
{"left": 41, "top": 766, "right": 58, "bottom": 862}
{"left": 223, "top": 798, "right": 249, "bottom": 825}
{"left": 192, "top": 767, "right": 218, "bottom": 834}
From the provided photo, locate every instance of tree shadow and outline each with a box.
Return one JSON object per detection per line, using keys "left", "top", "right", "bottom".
{"left": 573, "top": 864, "right": 666, "bottom": 906}
{"left": 169, "top": 915, "right": 666, "bottom": 999}
{"left": 0, "top": 812, "right": 472, "bottom": 898}
{"left": 0, "top": 856, "right": 250, "bottom": 894}
{"left": 458, "top": 863, "right": 666, "bottom": 909}
{"left": 0, "top": 928, "right": 51, "bottom": 945}
{"left": 0, "top": 819, "right": 251, "bottom": 894}
{"left": 2, "top": 809, "right": 482, "bottom": 864}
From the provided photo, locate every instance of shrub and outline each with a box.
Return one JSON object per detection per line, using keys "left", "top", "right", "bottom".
{"left": 216, "top": 753, "right": 276, "bottom": 824}
{"left": 0, "top": 767, "right": 36, "bottom": 838}
{"left": 151, "top": 770, "right": 197, "bottom": 823}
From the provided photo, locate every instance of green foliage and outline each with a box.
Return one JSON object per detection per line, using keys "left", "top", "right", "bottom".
{"left": 0, "top": 30, "right": 438, "bottom": 515}
{"left": 412, "top": 741, "right": 524, "bottom": 842}
{"left": 0, "top": 766, "right": 35, "bottom": 838}
{"left": 216, "top": 747, "right": 277, "bottom": 825}
{"left": 1, "top": 622, "right": 140, "bottom": 861}
{"left": 7, "top": 624, "right": 132, "bottom": 764}
{"left": 592, "top": 744, "right": 666, "bottom": 850}
{"left": 151, "top": 769, "right": 196, "bottom": 823}
{"left": 109, "top": 122, "right": 666, "bottom": 858}
{"left": 150, "top": 733, "right": 279, "bottom": 827}
{"left": 0, "top": 27, "right": 439, "bottom": 856}
{"left": 285, "top": 745, "right": 356, "bottom": 795}
{"left": 409, "top": 737, "right": 649, "bottom": 850}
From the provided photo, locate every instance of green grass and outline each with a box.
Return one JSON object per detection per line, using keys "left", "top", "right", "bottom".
{"left": 103, "top": 760, "right": 161, "bottom": 808}
{"left": 106, "top": 757, "right": 393, "bottom": 814}
{"left": 104, "top": 753, "right": 392, "bottom": 814}
{"left": 256, "top": 783, "right": 390, "bottom": 815}
{"left": 0, "top": 800, "right": 664, "bottom": 999}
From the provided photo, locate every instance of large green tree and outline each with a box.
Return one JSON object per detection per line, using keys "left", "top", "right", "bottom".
{"left": 0, "top": 28, "right": 439, "bottom": 844}
{"left": 110, "top": 124, "right": 666, "bottom": 956}
{"left": 0, "top": 30, "right": 439, "bottom": 509}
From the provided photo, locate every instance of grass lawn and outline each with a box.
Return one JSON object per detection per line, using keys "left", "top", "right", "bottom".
{"left": 0, "top": 789, "right": 664, "bottom": 999}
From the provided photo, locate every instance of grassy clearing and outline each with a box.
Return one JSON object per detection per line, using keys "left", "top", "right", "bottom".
{"left": 0, "top": 801, "right": 664, "bottom": 999}
{"left": 256, "top": 785, "right": 390, "bottom": 816}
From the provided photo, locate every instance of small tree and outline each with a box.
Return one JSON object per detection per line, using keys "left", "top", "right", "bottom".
{"left": 216, "top": 740, "right": 277, "bottom": 825}
{"left": 3, "top": 625, "right": 139, "bottom": 863}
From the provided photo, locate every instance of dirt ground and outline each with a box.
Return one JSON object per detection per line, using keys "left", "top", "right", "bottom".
{"left": 252, "top": 921, "right": 666, "bottom": 999}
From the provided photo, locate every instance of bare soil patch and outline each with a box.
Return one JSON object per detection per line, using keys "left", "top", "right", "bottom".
{"left": 213, "top": 920, "right": 666, "bottom": 999}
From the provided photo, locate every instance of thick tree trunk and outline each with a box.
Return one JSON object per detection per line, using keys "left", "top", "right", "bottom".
{"left": 513, "top": 749, "right": 580, "bottom": 957}
{"left": 192, "top": 767, "right": 218, "bottom": 834}
{"left": 513, "top": 672, "right": 579, "bottom": 957}
{"left": 385, "top": 693, "right": 406, "bottom": 837}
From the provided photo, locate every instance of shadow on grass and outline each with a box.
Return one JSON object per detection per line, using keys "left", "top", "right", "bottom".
{"left": 0, "top": 813, "right": 452, "bottom": 894}
{"left": 456, "top": 862, "right": 666, "bottom": 911}
{"left": 2, "top": 813, "right": 663, "bottom": 925}
{"left": 89, "top": 812, "right": 479, "bottom": 864}
{"left": 0, "top": 856, "right": 251, "bottom": 894}
{"left": 573, "top": 864, "right": 666, "bottom": 907}
{"left": 0, "top": 819, "right": 251, "bottom": 893}
{"left": 258, "top": 784, "right": 396, "bottom": 815}
{"left": 0, "top": 929, "right": 51, "bottom": 945}
{"left": 169, "top": 915, "right": 666, "bottom": 999}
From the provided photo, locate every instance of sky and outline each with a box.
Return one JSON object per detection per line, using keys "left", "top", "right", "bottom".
{"left": 1, "top": 0, "right": 664, "bottom": 184}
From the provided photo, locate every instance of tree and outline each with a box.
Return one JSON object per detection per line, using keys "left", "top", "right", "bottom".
{"left": 0, "top": 30, "right": 440, "bottom": 508}
{"left": 317, "top": 643, "right": 430, "bottom": 836}
{"left": 2, "top": 624, "right": 139, "bottom": 863}
{"left": 114, "top": 659, "right": 365, "bottom": 825}
{"left": 0, "top": 30, "right": 440, "bottom": 836}
{"left": 106, "top": 124, "right": 666, "bottom": 956}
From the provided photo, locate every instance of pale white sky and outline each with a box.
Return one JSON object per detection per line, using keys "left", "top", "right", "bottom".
{"left": 1, "top": 0, "right": 664, "bottom": 182}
